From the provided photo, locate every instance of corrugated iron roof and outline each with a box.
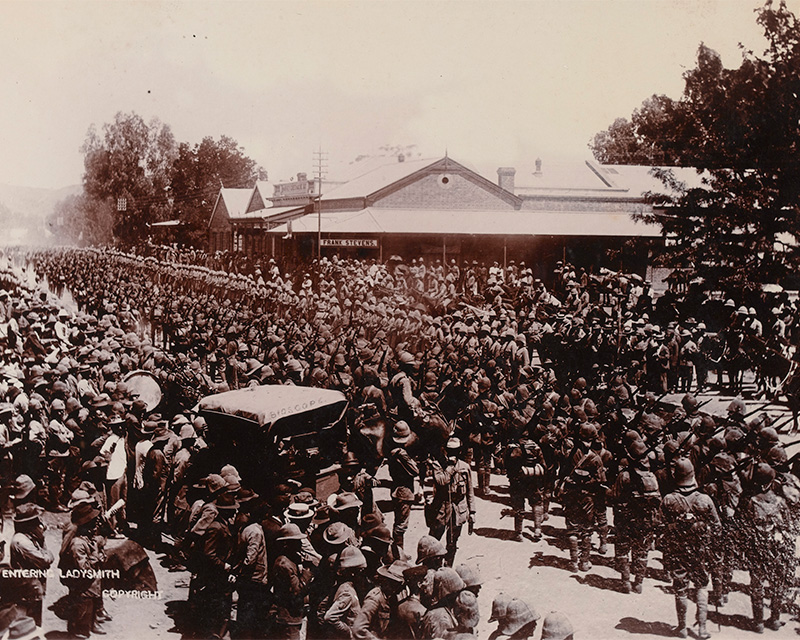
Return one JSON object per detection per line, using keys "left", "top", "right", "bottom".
{"left": 219, "top": 188, "right": 252, "bottom": 217}
{"left": 512, "top": 160, "right": 613, "bottom": 191}
{"left": 255, "top": 180, "right": 275, "bottom": 200}
{"left": 594, "top": 163, "right": 708, "bottom": 197}
{"left": 322, "top": 158, "right": 438, "bottom": 200}
{"left": 232, "top": 205, "right": 306, "bottom": 221}
{"left": 268, "top": 207, "right": 660, "bottom": 238}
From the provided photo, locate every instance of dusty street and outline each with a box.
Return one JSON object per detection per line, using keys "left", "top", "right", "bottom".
{"left": 38, "top": 443, "right": 798, "bottom": 640}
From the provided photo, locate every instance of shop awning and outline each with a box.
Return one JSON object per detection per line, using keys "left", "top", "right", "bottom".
{"left": 266, "top": 207, "right": 661, "bottom": 237}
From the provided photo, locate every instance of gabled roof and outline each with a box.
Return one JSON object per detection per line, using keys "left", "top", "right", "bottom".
{"left": 207, "top": 188, "right": 252, "bottom": 228}
{"left": 322, "top": 157, "right": 436, "bottom": 200}
{"left": 218, "top": 188, "right": 252, "bottom": 217}
{"left": 321, "top": 156, "right": 522, "bottom": 209}
{"left": 326, "top": 154, "right": 425, "bottom": 185}
{"left": 255, "top": 180, "right": 274, "bottom": 197}
{"left": 246, "top": 180, "right": 275, "bottom": 212}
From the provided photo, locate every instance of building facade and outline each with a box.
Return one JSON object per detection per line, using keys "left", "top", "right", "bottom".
{"left": 207, "top": 155, "right": 687, "bottom": 276}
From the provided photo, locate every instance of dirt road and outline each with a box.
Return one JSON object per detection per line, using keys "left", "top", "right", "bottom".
{"left": 36, "top": 460, "right": 796, "bottom": 640}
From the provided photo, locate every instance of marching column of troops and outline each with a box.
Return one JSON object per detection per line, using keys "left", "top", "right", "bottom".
{"left": 0, "top": 245, "right": 796, "bottom": 638}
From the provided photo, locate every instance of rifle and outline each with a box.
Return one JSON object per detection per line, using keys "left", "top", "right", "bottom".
{"left": 417, "top": 349, "right": 430, "bottom": 389}
{"left": 771, "top": 414, "right": 795, "bottom": 433}
{"left": 377, "top": 347, "right": 389, "bottom": 378}
{"left": 659, "top": 398, "right": 716, "bottom": 438}
{"left": 625, "top": 390, "right": 671, "bottom": 430}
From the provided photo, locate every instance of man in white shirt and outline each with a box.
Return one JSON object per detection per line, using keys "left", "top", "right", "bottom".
{"left": 100, "top": 417, "right": 127, "bottom": 534}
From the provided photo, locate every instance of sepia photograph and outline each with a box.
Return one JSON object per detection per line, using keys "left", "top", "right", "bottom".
{"left": 1, "top": 1, "right": 800, "bottom": 638}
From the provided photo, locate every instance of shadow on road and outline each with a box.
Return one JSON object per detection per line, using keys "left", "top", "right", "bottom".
{"left": 708, "top": 610, "right": 755, "bottom": 633}
{"left": 528, "top": 550, "right": 573, "bottom": 572}
{"left": 164, "top": 599, "right": 201, "bottom": 639}
{"left": 645, "top": 565, "right": 671, "bottom": 583}
{"left": 479, "top": 492, "right": 511, "bottom": 507}
{"left": 588, "top": 552, "right": 614, "bottom": 569}
{"left": 572, "top": 572, "right": 627, "bottom": 593}
{"left": 615, "top": 616, "right": 676, "bottom": 636}
{"left": 473, "top": 526, "right": 519, "bottom": 541}
{"left": 540, "top": 523, "right": 565, "bottom": 541}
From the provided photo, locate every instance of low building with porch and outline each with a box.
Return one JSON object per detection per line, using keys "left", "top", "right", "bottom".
{"left": 207, "top": 154, "right": 697, "bottom": 278}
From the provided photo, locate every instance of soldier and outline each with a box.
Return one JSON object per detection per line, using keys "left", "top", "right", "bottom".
{"left": 321, "top": 546, "right": 368, "bottom": 639}
{"left": 738, "top": 463, "right": 792, "bottom": 632}
{"left": 702, "top": 451, "right": 741, "bottom": 607}
{"left": 232, "top": 495, "right": 270, "bottom": 639}
{"left": 352, "top": 560, "right": 409, "bottom": 640}
{"left": 193, "top": 499, "right": 238, "bottom": 639}
{"left": 388, "top": 352, "right": 421, "bottom": 423}
{"left": 141, "top": 420, "right": 172, "bottom": 548}
{"left": 660, "top": 458, "right": 720, "bottom": 639}
{"left": 387, "top": 420, "right": 418, "bottom": 554}
{"left": 396, "top": 564, "right": 428, "bottom": 640}
{"left": 8, "top": 503, "right": 54, "bottom": 625}
{"left": 497, "top": 598, "right": 540, "bottom": 640}
{"left": 608, "top": 439, "right": 661, "bottom": 594}
{"left": 540, "top": 611, "right": 575, "bottom": 640}
{"left": 419, "top": 566, "right": 464, "bottom": 640}
{"left": 559, "top": 449, "right": 605, "bottom": 573}
{"left": 272, "top": 523, "right": 314, "bottom": 640}
{"left": 426, "top": 437, "right": 475, "bottom": 566}
{"left": 468, "top": 379, "right": 500, "bottom": 497}
{"left": 45, "top": 398, "right": 72, "bottom": 512}
{"left": 452, "top": 588, "right": 480, "bottom": 637}
{"left": 504, "top": 431, "right": 546, "bottom": 541}
{"left": 59, "top": 501, "right": 105, "bottom": 639}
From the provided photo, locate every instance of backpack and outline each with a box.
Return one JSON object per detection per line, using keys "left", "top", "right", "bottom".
{"left": 630, "top": 469, "right": 661, "bottom": 524}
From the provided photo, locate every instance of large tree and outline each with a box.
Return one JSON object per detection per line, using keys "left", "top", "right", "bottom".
{"left": 593, "top": 0, "right": 800, "bottom": 288}
{"left": 590, "top": 95, "right": 686, "bottom": 166}
{"left": 170, "top": 135, "right": 267, "bottom": 247}
{"left": 81, "top": 111, "right": 177, "bottom": 245}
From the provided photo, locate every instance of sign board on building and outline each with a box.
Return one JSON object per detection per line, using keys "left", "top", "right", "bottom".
{"left": 320, "top": 239, "right": 378, "bottom": 248}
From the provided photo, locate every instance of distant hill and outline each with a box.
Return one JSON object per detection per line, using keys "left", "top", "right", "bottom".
{"left": 0, "top": 183, "right": 82, "bottom": 245}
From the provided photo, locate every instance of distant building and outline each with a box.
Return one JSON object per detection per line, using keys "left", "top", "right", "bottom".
{"left": 207, "top": 154, "right": 698, "bottom": 276}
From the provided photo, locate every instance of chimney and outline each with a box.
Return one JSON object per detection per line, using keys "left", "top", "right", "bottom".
{"left": 397, "top": 153, "right": 405, "bottom": 163}
{"left": 534, "top": 158, "right": 542, "bottom": 175}
{"left": 497, "top": 167, "right": 516, "bottom": 193}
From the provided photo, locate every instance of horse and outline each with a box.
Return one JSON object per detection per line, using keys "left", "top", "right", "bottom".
{"left": 774, "top": 359, "right": 800, "bottom": 434}
{"left": 706, "top": 331, "right": 750, "bottom": 395}
{"left": 741, "top": 334, "right": 795, "bottom": 399}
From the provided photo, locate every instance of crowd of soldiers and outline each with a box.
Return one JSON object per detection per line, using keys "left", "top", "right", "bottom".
{"left": 0, "top": 244, "right": 798, "bottom": 639}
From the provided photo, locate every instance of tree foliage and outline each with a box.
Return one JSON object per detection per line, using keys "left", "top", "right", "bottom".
{"left": 590, "top": 95, "right": 686, "bottom": 165}
{"left": 594, "top": 1, "right": 800, "bottom": 289}
{"left": 81, "top": 112, "right": 177, "bottom": 245}
{"left": 170, "top": 136, "right": 267, "bottom": 246}
{"left": 70, "top": 113, "right": 265, "bottom": 248}
{"left": 589, "top": 117, "right": 651, "bottom": 165}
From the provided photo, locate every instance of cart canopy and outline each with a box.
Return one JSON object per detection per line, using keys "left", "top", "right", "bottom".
{"left": 198, "top": 385, "right": 348, "bottom": 435}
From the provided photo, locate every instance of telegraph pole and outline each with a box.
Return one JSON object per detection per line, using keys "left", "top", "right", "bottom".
{"left": 313, "top": 146, "right": 328, "bottom": 260}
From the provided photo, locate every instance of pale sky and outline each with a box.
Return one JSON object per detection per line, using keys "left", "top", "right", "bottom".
{"left": 1, "top": 0, "right": 790, "bottom": 189}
